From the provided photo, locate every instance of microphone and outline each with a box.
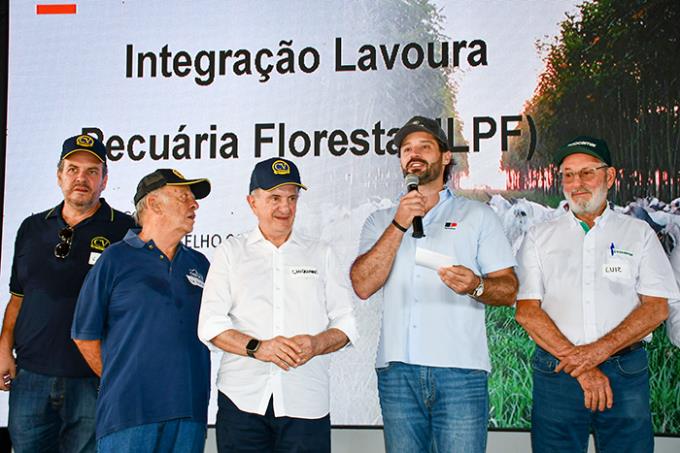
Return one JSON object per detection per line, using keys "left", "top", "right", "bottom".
{"left": 405, "top": 174, "right": 425, "bottom": 238}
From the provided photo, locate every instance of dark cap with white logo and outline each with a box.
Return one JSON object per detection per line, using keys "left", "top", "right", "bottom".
{"left": 393, "top": 116, "right": 449, "bottom": 151}
{"left": 555, "top": 136, "right": 612, "bottom": 166}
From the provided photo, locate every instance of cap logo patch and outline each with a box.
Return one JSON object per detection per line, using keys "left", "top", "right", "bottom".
{"left": 90, "top": 236, "right": 111, "bottom": 251}
{"left": 272, "top": 160, "right": 291, "bottom": 175}
{"left": 568, "top": 141, "right": 596, "bottom": 148}
{"left": 172, "top": 169, "right": 186, "bottom": 179}
{"left": 76, "top": 135, "right": 94, "bottom": 148}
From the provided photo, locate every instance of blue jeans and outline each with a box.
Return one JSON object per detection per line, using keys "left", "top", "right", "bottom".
{"left": 377, "top": 362, "right": 489, "bottom": 453}
{"left": 531, "top": 347, "right": 653, "bottom": 453}
{"left": 215, "top": 392, "right": 330, "bottom": 453}
{"left": 97, "top": 419, "right": 206, "bottom": 453}
{"left": 8, "top": 368, "right": 97, "bottom": 453}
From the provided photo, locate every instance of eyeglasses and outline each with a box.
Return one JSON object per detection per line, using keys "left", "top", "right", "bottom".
{"left": 559, "top": 165, "right": 608, "bottom": 183}
{"left": 54, "top": 226, "right": 74, "bottom": 259}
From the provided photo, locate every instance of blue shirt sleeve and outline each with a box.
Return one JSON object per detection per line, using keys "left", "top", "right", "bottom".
{"left": 71, "top": 248, "right": 115, "bottom": 340}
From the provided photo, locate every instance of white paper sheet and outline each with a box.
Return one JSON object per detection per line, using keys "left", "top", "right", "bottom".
{"left": 415, "top": 247, "right": 458, "bottom": 270}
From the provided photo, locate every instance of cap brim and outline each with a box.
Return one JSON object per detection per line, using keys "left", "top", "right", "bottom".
{"left": 555, "top": 146, "right": 607, "bottom": 166}
{"left": 61, "top": 149, "right": 105, "bottom": 163}
{"left": 393, "top": 125, "right": 446, "bottom": 150}
{"left": 167, "top": 178, "right": 211, "bottom": 200}
{"left": 264, "top": 182, "right": 307, "bottom": 191}
{"left": 394, "top": 125, "right": 431, "bottom": 148}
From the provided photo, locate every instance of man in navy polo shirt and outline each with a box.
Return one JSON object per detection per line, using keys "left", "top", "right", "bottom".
{"left": 72, "top": 169, "right": 212, "bottom": 453}
{"left": 0, "top": 134, "right": 134, "bottom": 452}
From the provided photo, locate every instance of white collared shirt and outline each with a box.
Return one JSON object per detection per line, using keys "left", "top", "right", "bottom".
{"left": 198, "top": 228, "right": 358, "bottom": 419}
{"left": 517, "top": 206, "right": 680, "bottom": 345}
{"left": 359, "top": 188, "right": 516, "bottom": 371}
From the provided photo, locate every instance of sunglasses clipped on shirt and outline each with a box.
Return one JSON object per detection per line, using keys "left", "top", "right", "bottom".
{"left": 54, "top": 226, "right": 74, "bottom": 259}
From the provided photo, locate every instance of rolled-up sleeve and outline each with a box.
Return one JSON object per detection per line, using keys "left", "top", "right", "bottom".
{"left": 324, "top": 246, "right": 359, "bottom": 347}
{"left": 516, "top": 228, "right": 544, "bottom": 301}
{"left": 636, "top": 227, "right": 680, "bottom": 299}
{"left": 358, "top": 211, "right": 382, "bottom": 256}
{"left": 197, "top": 242, "right": 235, "bottom": 347}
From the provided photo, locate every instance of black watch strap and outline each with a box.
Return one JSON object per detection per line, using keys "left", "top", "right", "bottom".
{"left": 246, "top": 338, "right": 261, "bottom": 358}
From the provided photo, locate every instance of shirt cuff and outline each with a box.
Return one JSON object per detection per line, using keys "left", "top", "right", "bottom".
{"left": 197, "top": 317, "right": 234, "bottom": 349}
{"left": 516, "top": 292, "right": 542, "bottom": 301}
{"left": 328, "top": 315, "right": 359, "bottom": 350}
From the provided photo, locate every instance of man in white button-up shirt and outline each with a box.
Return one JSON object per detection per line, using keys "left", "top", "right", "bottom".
{"left": 198, "top": 157, "right": 358, "bottom": 453}
{"left": 515, "top": 136, "right": 679, "bottom": 453}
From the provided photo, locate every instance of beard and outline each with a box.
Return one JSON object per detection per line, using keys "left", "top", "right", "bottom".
{"left": 65, "top": 183, "right": 101, "bottom": 209}
{"left": 401, "top": 158, "right": 444, "bottom": 185}
{"left": 565, "top": 182, "right": 609, "bottom": 216}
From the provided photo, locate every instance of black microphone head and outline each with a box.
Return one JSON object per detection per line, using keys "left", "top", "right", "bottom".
{"left": 405, "top": 174, "right": 419, "bottom": 190}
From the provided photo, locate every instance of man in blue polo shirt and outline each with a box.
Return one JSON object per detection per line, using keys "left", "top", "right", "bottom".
{"left": 350, "top": 116, "right": 518, "bottom": 452}
{"left": 72, "top": 169, "right": 211, "bottom": 453}
{"left": 0, "top": 134, "right": 134, "bottom": 452}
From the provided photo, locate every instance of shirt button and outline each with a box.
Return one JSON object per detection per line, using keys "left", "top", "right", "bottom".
{"left": 148, "top": 245, "right": 154, "bottom": 249}
{"left": 160, "top": 255, "right": 164, "bottom": 260}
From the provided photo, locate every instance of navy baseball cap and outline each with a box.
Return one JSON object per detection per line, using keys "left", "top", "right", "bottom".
{"left": 61, "top": 134, "right": 107, "bottom": 163}
{"left": 249, "top": 158, "right": 307, "bottom": 192}
{"left": 555, "top": 136, "right": 612, "bottom": 166}
{"left": 134, "top": 169, "right": 211, "bottom": 205}
{"left": 393, "top": 116, "right": 449, "bottom": 151}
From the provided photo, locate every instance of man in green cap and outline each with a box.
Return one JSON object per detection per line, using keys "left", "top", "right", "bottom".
{"left": 515, "top": 136, "right": 679, "bottom": 452}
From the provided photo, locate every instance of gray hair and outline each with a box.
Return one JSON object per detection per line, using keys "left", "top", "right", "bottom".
{"left": 133, "top": 188, "right": 169, "bottom": 226}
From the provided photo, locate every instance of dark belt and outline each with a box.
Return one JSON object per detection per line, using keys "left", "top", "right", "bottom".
{"left": 611, "top": 341, "right": 644, "bottom": 357}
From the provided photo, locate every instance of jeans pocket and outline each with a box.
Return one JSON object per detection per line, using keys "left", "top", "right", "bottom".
{"left": 375, "top": 362, "right": 394, "bottom": 374}
{"left": 531, "top": 349, "right": 558, "bottom": 375}
{"left": 615, "top": 349, "right": 648, "bottom": 376}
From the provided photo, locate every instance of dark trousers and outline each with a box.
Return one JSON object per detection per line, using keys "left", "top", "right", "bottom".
{"left": 215, "top": 392, "right": 330, "bottom": 453}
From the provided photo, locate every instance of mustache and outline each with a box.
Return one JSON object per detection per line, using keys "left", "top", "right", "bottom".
{"left": 407, "top": 158, "right": 428, "bottom": 167}
{"left": 570, "top": 186, "right": 591, "bottom": 196}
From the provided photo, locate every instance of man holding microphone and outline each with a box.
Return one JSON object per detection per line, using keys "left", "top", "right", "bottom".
{"left": 350, "top": 116, "right": 518, "bottom": 453}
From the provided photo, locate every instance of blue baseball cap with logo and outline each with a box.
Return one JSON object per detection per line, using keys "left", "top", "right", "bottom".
{"left": 61, "top": 134, "right": 107, "bottom": 163}
{"left": 249, "top": 157, "right": 307, "bottom": 192}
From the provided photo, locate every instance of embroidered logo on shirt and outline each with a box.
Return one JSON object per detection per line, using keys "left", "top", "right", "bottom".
{"left": 609, "top": 242, "right": 633, "bottom": 257}
{"left": 90, "top": 236, "right": 111, "bottom": 251}
{"left": 290, "top": 267, "right": 318, "bottom": 278}
{"left": 444, "top": 222, "right": 458, "bottom": 230}
{"left": 186, "top": 269, "right": 205, "bottom": 288}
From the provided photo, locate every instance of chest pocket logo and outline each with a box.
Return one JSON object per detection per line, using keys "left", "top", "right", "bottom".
{"left": 90, "top": 236, "right": 111, "bottom": 251}
{"left": 186, "top": 269, "right": 205, "bottom": 288}
{"left": 290, "top": 267, "right": 319, "bottom": 279}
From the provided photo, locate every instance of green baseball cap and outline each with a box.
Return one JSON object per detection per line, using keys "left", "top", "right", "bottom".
{"left": 555, "top": 136, "right": 612, "bottom": 166}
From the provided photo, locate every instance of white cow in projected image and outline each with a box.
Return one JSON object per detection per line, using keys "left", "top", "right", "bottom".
{"left": 487, "top": 194, "right": 680, "bottom": 258}
{"left": 488, "top": 195, "right": 568, "bottom": 254}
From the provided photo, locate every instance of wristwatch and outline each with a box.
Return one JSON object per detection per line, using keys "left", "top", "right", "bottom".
{"left": 470, "top": 276, "right": 484, "bottom": 298}
{"left": 246, "top": 338, "right": 261, "bottom": 358}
